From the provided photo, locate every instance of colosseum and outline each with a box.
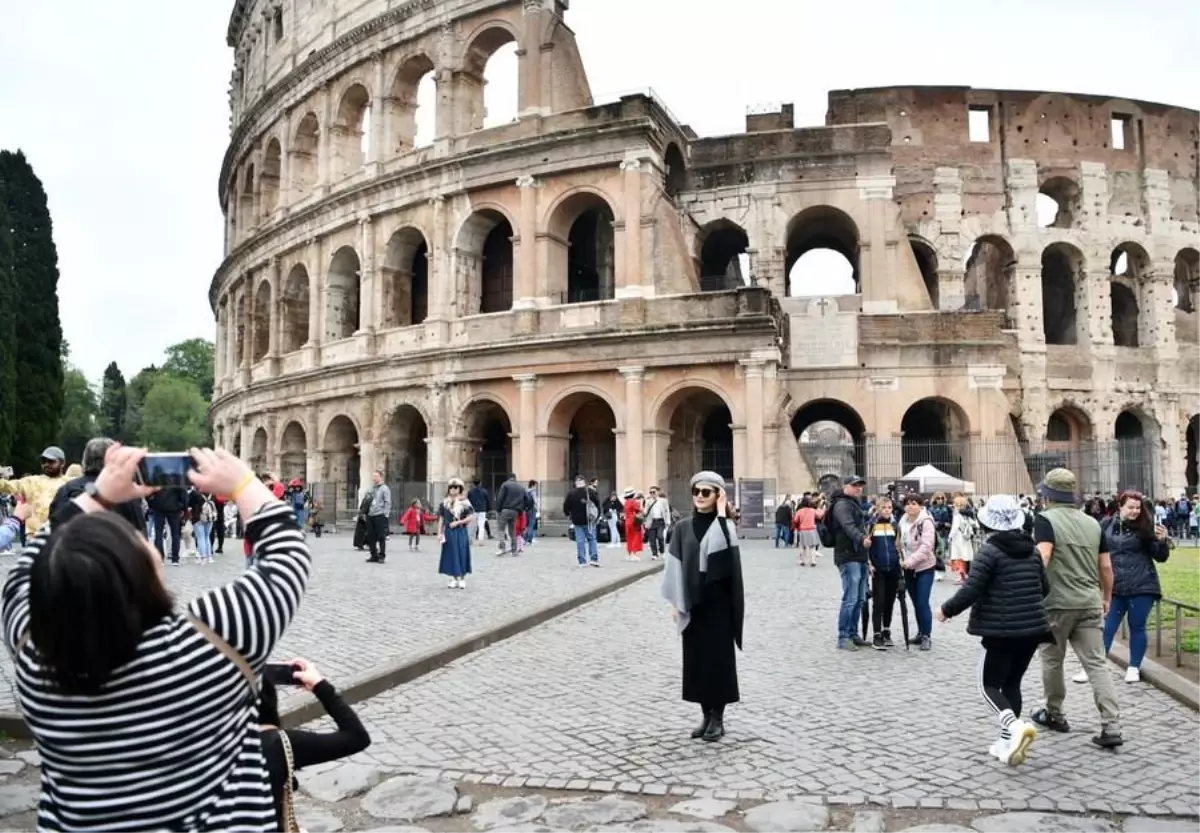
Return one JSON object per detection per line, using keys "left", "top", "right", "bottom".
{"left": 209, "top": 0, "right": 1200, "bottom": 528}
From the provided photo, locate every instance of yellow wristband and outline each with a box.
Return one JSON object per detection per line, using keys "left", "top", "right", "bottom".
{"left": 230, "top": 473, "right": 257, "bottom": 502}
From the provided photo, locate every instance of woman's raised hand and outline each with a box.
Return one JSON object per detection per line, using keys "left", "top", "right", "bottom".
{"left": 94, "top": 445, "right": 157, "bottom": 503}
{"left": 187, "top": 448, "right": 254, "bottom": 496}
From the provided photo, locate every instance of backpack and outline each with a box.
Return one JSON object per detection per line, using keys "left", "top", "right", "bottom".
{"left": 1177, "top": 498, "right": 1191, "bottom": 516}
{"left": 816, "top": 502, "right": 839, "bottom": 548}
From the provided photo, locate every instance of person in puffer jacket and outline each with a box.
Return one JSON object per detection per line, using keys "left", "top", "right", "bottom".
{"left": 937, "top": 495, "right": 1051, "bottom": 768}
{"left": 898, "top": 495, "right": 937, "bottom": 650}
{"left": 867, "top": 497, "right": 902, "bottom": 649}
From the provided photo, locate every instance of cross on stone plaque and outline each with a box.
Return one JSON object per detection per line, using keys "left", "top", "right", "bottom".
{"left": 812, "top": 297, "right": 833, "bottom": 317}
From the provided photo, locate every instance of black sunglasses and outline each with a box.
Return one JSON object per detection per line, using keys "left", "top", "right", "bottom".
{"left": 692, "top": 487, "right": 717, "bottom": 498}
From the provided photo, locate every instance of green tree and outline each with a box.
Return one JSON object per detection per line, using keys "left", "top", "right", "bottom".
{"left": 99, "top": 362, "right": 128, "bottom": 442}
{"left": 140, "top": 375, "right": 209, "bottom": 451}
{"left": 123, "top": 365, "right": 159, "bottom": 445}
{"left": 58, "top": 364, "right": 99, "bottom": 465}
{"left": 163, "top": 338, "right": 215, "bottom": 401}
{"left": 0, "top": 150, "right": 63, "bottom": 474}
{"left": 0, "top": 195, "right": 14, "bottom": 464}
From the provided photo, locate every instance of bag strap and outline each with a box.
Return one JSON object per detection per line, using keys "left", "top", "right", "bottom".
{"left": 276, "top": 729, "right": 302, "bottom": 833}
{"left": 185, "top": 613, "right": 257, "bottom": 698}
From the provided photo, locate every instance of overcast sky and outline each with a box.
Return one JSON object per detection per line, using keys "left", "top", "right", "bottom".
{"left": 0, "top": 0, "right": 1196, "bottom": 383}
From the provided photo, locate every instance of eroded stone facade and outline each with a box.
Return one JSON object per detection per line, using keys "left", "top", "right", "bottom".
{"left": 210, "top": 0, "right": 1200, "bottom": 517}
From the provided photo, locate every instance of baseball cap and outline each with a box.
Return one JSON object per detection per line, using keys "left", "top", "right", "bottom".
{"left": 40, "top": 446, "right": 66, "bottom": 463}
{"left": 845, "top": 475, "right": 867, "bottom": 486}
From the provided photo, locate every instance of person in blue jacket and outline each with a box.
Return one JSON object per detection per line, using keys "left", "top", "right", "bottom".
{"left": 868, "top": 496, "right": 902, "bottom": 649}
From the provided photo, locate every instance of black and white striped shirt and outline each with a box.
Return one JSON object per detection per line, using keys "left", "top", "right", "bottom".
{"left": 2, "top": 500, "right": 311, "bottom": 831}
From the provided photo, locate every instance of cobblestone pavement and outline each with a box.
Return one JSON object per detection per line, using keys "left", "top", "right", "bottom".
{"left": 0, "top": 532, "right": 653, "bottom": 713}
{"left": 303, "top": 542, "right": 1200, "bottom": 819}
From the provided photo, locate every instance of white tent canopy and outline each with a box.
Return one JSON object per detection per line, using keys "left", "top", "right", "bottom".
{"left": 903, "top": 464, "right": 976, "bottom": 494}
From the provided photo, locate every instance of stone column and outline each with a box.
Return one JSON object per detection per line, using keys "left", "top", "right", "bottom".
{"left": 357, "top": 213, "right": 376, "bottom": 334}
{"left": 515, "top": 176, "right": 540, "bottom": 309}
{"left": 425, "top": 196, "right": 450, "bottom": 344}
{"left": 617, "top": 158, "right": 643, "bottom": 299}
{"left": 1146, "top": 262, "right": 1178, "bottom": 356}
{"left": 515, "top": 374, "right": 538, "bottom": 479}
{"left": 214, "top": 305, "right": 226, "bottom": 386}
{"left": 267, "top": 257, "right": 281, "bottom": 357}
{"left": 620, "top": 366, "right": 645, "bottom": 492}
{"left": 857, "top": 176, "right": 896, "bottom": 309}
{"left": 306, "top": 237, "right": 322, "bottom": 349}
{"left": 265, "top": 413, "right": 280, "bottom": 474}
{"left": 279, "top": 110, "right": 293, "bottom": 210}
{"left": 741, "top": 359, "right": 765, "bottom": 477}
{"left": 317, "top": 84, "right": 332, "bottom": 195}
{"left": 368, "top": 54, "right": 385, "bottom": 170}
{"left": 425, "top": 383, "right": 448, "bottom": 483}
{"left": 518, "top": 1, "right": 545, "bottom": 116}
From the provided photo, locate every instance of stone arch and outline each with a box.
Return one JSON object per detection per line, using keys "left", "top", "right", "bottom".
{"left": 1109, "top": 242, "right": 1150, "bottom": 347}
{"left": 291, "top": 112, "right": 320, "bottom": 197}
{"left": 696, "top": 219, "right": 749, "bottom": 292}
{"left": 1174, "top": 248, "right": 1198, "bottom": 313}
{"left": 1114, "top": 406, "right": 1161, "bottom": 494}
{"left": 1044, "top": 403, "right": 1097, "bottom": 491}
{"left": 456, "top": 396, "right": 514, "bottom": 496}
{"left": 1037, "top": 176, "right": 1081, "bottom": 228}
{"left": 383, "top": 226, "right": 430, "bottom": 327}
{"left": 261, "top": 138, "right": 282, "bottom": 216}
{"left": 461, "top": 23, "right": 521, "bottom": 132}
{"left": 321, "top": 414, "right": 362, "bottom": 496}
{"left": 250, "top": 427, "right": 269, "bottom": 474}
{"left": 909, "top": 236, "right": 939, "bottom": 309}
{"left": 963, "top": 235, "right": 1015, "bottom": 312}
{"left": 332, "top": 82, "right": 371, "bottom": 179}
{"left": 239, "top": 163, "right": 256, "bottom": 231}
{"left": 546, "top": 188, "right": 619, "bottom": 304}
{"left": 326, "top": 246, "right": 361, "bottom": 341}
{"left": 390, "top": 53, "right": 437, "bottom": 153}
{"left": 790, "top": 399, "right": 868, "bottom": 488}
{"left": 654, "top": 385, "right": 736, "bottom": 485}
{"left": 545, "top": 391, "right": 619, "bottom": 493}
{"left": 663, "top": 143, "right": 686, "bottom": 198}
{"left": 281, "top": 264, "right": 310, "bottom": 353}
{"left": 278, "top": 420, "right": 308, "bottom": 483}
{"left": 785, "top": 205, "right": 860, "bottom": 297}
{"left": 383, "top": 403, "right": 429, "bottom": 484}
{"left": 1041, "top": 242, "right": 1085, "bottom": 345}
{"left": 456, "top": 207, "right": 514, "bottom": 316}
{"left": 251, "top": 279, "right": 272, "bottom": 363}
{"left": 900, "top": 397, "right": 971, "bottom": 479}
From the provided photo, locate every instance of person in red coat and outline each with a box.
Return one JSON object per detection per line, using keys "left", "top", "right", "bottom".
{"left": 399, "top": 499, "right": 437, "bottom": 552}
{"left": 623, "top": 489, "right": 644, "bottom": 561}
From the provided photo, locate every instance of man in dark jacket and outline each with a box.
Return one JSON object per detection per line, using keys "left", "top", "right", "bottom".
{"left": 774, "top": 497, "right": 794, "bottom": 548}
{"left": 148, "top": 478, "right": 188, "bottom": 563}
{"left": 467, "top": 479, "right": 490, "bottom": 543}
{"left": 829, "top": 476, "right": 872, "bottom": 650}
{"left": 50, "top": 437, "right": 146, "bottom": 536}
{"left": 494, "top": 473, "right": 527, "bottom": 556}
{"left": 563, "top": 475, "right": 600, "bottom": 566}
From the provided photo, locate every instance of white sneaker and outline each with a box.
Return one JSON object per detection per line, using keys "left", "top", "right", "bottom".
{"left": 1071, "top": 670, "right": 1089, "bottom": 683}
{"left": 447, "top": 578, "right": 457, "bottom": 588}
{"left": 457, "top": 578, "right": 466, "bottom": 590}
{"left": 1125, "top": 665, "right": 1141, "bottom": 683}
{"left": 1006, "top": 720, "right": 1036, "bottom": 766}
{"left": 988, "top": 738, "right": 1009, "bottom": 762}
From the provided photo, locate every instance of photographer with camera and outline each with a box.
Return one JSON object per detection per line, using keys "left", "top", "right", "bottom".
{"left": 2, "top": 444, "right": 313, "bottom": 831}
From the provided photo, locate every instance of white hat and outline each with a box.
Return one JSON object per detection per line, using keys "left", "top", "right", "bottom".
{"left": 978, "top": 494, "right": 1025, "bottom": 532}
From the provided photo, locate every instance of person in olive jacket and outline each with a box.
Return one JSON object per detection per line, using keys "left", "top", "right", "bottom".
{"left": 935, "top": 494, "right": 1051, "bottom": 768}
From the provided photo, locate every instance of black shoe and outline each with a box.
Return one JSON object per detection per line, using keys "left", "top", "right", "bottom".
{"left": 365, "top": 556, "right": 379, "bottom": 563}
{"left": 882, "top": 630, "right": 895, "bottom": 648}
{"left": 872, "top": 633, "right": 887, "bottom": 650}
{"left": 690, "top": 712, "right": 711, "bottom": 739}
{"left": 1030, "top": 707, "right": 1071, "bottom": 733}
{"left": 702, "top": 717, "right": 725, "bottom": 742}
{"left": 1091, "top": 730, "right": 1124, "bottom": 749}
{"left": 907, "top": 636, "right": 923, "bottom": 646}
{"left": 851, "top": 635, "right": 870, "bottom": 647}
{"left": 919, "top": 635, "right": 932, "bottom": 651}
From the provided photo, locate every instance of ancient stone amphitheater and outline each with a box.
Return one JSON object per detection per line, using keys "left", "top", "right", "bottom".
{"left": 209, "top": 0, "right": 1199, "bottom": 525}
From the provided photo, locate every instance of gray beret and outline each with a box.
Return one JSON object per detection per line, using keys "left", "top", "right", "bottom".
{"left": 690, "top": 471, "right": 726, "bottom": 491}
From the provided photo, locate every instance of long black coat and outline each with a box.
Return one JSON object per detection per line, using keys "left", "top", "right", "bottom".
{"left": 1102, "top": 519, "right": 1170, "bottom": 598}
{"left": 940, "top": 529, "right": 1051, "bottom": 640}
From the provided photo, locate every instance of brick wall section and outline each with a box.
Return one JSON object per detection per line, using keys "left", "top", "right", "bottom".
{"left": 858, "top": 311, "right": 1007, "bottom": 345}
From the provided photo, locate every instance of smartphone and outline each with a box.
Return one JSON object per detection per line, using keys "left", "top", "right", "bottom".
{"left": 263, "top": 663, "right": 300, "bottom": 686}
{"left": 137, "top": 453, "right": 194, "bottom": 489}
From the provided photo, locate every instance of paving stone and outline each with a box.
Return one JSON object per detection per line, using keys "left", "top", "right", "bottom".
{"left": 361, "top": 828, "right": 432, "bottom": 833}
{"left": 897, "top": 827, "right": 974, "bottom": 833}
{"left": 892, "top": 796, "right": 919, "bottom": 810}
{"left": 540, "top": 795, "right": 648, "bottom": 829}
{"left": 667, "top": 798, "right": 738, "bottom": 819}
{"left": 0, "top": 760, "right": 24, "bottom": 777}
{"left": 1138, "top": 806, "right": 1170, "bottom": 817}
{"left": 743, "top": 800, "right": 831, "bottom": 832}
{"left": 503, "top": 776, "right": 528, "bottom": 789}
{"left": 1124, "top": 820, "right": 1200, "bottom": 833}
{"left": 455, "top": 795, "right": 473, "bottom": 815}
{"left": 946, "top": 799, "right": 978, "bottom": 812}
{"left": 14, "top": 751, "right": 39, "bottom": 768}
{"left": 642, "top": 783, "right": 668, "bottom": 796}
{"left": 1055, "top": 800, "right": 1086, "bottom": 814}
{"left": 603, "top": 822, "right": 736, "bottom": 833}
{"left": 850, "top": 810, "right": 884, "bottom": 833}
{"left": 294, "top": 802, "right": 344, "bottom": 833}
{"left": 361, "top": 776, "right": 458, "bottom": 822}
{"left": 0, "top": 785, "right": 39, "bottom": 818}
{"left": 471, "top": 795, "right": 549, "bottom": 830}
{"left": 300, "top": 761, "right": 389, "bottom": 803}
{"left": 971, "top": 813, "right": 1116, "bottom": 833}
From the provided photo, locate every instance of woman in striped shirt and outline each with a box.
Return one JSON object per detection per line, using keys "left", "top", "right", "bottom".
{"left": 2, "top": 445, "right": 312, "bottom": 831}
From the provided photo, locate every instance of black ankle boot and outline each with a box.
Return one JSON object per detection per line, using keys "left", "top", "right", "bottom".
{"left": 702, "top": 714, "right": 725, "bottom": 742}
{"left": 690, "top": 710, "right": 711, "bottom": 739}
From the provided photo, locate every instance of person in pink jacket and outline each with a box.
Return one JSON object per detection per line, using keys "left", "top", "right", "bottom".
{"left": 899, "top": 494, "right": 937, "bottom": 651}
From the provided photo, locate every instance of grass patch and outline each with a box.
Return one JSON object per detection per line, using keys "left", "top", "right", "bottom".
{"left": 1152, "top": 546, "right": 1198, "bottom": 655}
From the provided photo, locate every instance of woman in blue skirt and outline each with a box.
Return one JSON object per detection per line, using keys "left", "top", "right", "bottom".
{"left": 438, "top": 478, "right": 475, "bottom": 589}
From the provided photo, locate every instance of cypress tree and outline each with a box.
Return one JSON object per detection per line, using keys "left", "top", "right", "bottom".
{"left": 0, "top": 196, "right": 15, "bottom": 464}
{"left": 0, "top": 150, "right": 63, "bottom": 474}
{"left": 99, "top": 362, "right": 128, "bottom": 442}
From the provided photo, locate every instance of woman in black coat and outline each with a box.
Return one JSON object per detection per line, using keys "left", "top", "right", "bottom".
{"left": 936, "top": 494, "right": 1051, "bottom": 768}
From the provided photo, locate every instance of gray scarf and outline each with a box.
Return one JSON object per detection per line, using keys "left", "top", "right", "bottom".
{"left": 661, "top": 513, "right": 738, "bottom": 636}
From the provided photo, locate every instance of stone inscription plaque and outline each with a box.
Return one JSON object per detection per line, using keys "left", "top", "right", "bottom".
{"left": 789, "top": 297, "right": 858, "bottom": 368}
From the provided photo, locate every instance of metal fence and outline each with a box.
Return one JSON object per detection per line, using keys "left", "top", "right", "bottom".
{"left": 796, "top": 438, "right": 1162, "bottom": 498}
{"left": 1118, "top": 597, "right": 1200, "bottom": 669}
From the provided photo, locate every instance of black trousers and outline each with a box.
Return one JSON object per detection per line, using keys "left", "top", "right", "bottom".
{"left": 871, "top": 570, "right": 900, "bottom": 634}
{"left": 979, "top": 636, "right": 1041, "bottom": 718}
{"left": 366, "top": 515, "right": 389, "bottom": 560}
{"left": 647, "top": 521, "right": 666, "bottom": 557}
{"left": 154, "top": 511, "right": 182, "bottom": 562}
{"left": 211, "top": 514, "right": 225, "bottom": 552}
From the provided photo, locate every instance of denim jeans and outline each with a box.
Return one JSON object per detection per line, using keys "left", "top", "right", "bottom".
{"left": 523, "top": 510, "right": 536, "bottom": 543}
{"left": 194, "top": 521, "right": 213, "bottom": 558}
{"left": 837, "top": 561, "right": 868, "bottom": 638}
{"left": 1104, "top": 593, "right": 1156, "bottom": 667}
{"left": 294, "top": 508, "right": 308, "bottom": 530}
{"left": 774, "top": 524, "right": 790, "bottom": 547}
{"left": 573, "top": 523, "right": 598, "bottom": 564}
{"left": 905, "top": 568, "right": 935, "bottom": 636}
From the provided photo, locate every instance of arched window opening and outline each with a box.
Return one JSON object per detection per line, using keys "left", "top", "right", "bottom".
{"left": 326, "top": 246, "right": 362, "bottom": 341}
{"left": 481, "top": 222, "right": 514, "bottom": 313}
{"left": 460, "top": 402, "right": 512, "bottom": 496}
{"left": 250, "top": 429, "right": 268, "bottom": 474}
{"left": 1041, "top": 243, "right": 1083, "bottom": 345}
{"left": 556, "top": 397, "right": 617, "bottom": 492}
{"left": 785, "top": 206, "right": 859, "bottom": 297}
{"left": 238, "top": 164, "right": 256, "bottom": 233}
{"left": 791, "top": 400, "right": 868, "bottom": 488}
{"left": 1109, "top": 243, "right": 1149, "bottom": 347}
{"left": 234, "top": 296, "right": 246, "bottom": 366}
{"left": 661, "top": 389, "right": 735, "bottom": 485}
{"left": 279, "top": 422, "right": 306, "bottom": 483}
{"left": 332, "top": 84, "right": 370, "bottom": 179}
{"left": 1110, "top": 283, "right": 1139, "bottom": 347}
{"left": 251, "top": 281, "right": 272, "bottom": 362}
{"left": 281, "top": 265, "right": 310, "bottom": 353}
{"left": 1115, "top": 410, "right": 1150, "bottom": 493}
{"left": 322, "top": 416, "right": 361, "bottom": 505}
{"left": 272, "top": 8, "right": 284, "bottom": 43}
{"left": 1038, "top": 177, "right": 1080, "bottom": 229}
{"left": 385, "top": 405, "right": 429, "bottom": 485}
{"left": 900, "top": 398, "right": 970, "bottom": 479}
{"left": 291, "top": 113, "right": 320, "bottom": 198}
{"left": 464, "top": 28, "right": 518, "bottom": 132}
{"left": 697, "top": 220, "right": 749, "bottom": 292}
{"left": 549, "top": 195, "right": 615, "bottom": 304}
{"left": 391, "top": 55, "right": 436, "bottom": 153}
{"left": 383, "top": 228, "right": 430, "bottom": 328}
{"left": 664, "top": 144, "right": 686, "bottom": 199}
{"left": 1175, "top": 248, "right": 1198, "bottom": 313}
{"left": 261, "top": 139, "right": 282, "bottom": 216}
{"left": 910, "top": 237, "right": 939, "bottom": 308}
{"left": 963, "top": 235, "right": 1015, "bottom": 312}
